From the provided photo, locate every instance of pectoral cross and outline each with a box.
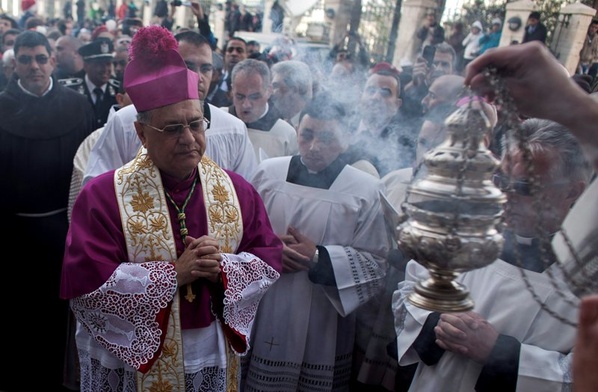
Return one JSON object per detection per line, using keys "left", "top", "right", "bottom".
{"left": 164, "top": 175, "right": 199, "bottom": 303}
{"left": 185, "top": 284, "right": 196, "bottom": 302}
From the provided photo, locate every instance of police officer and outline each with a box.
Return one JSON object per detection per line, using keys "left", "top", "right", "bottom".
{"left": 59, "top": 37, "right": 120, "bottom": 129}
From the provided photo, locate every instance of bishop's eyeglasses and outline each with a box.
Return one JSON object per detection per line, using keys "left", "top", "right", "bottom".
{"left": 142, "top": 118, "right": 210, "bottom": 137}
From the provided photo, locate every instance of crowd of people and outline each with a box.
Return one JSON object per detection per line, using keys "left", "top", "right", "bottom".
{"left": 417, "top": 10, "right": 549, "bottom": 75}
{"left": 1, "top": 1, "right": 598, "bottom": 392}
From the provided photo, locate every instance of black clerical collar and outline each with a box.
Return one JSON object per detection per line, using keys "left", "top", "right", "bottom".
{"left": 228, "top": 102, "right": 279, "bottom": 131}
{"left": 203, "top": 101, "right": 211, "bottom": 127}
{"left": 500, "top": 230, "right": 557, "bottom": 272}
{"left": 286, "top": 155, "right": 346, "bottom": 189}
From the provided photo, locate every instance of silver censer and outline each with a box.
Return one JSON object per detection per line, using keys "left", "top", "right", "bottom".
{"left": 397, "top": 103, "right": 506, "bottom": 312}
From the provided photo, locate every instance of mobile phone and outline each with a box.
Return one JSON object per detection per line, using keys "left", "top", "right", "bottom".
{"left": 422, "top": 45, "right": 436, "bottom": 67}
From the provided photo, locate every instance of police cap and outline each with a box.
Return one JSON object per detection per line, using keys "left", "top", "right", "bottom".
{"left": 79, "top": 38, "right": 114, "bottom": 61}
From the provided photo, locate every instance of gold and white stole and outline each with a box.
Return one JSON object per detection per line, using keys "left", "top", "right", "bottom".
{"left": 114, "top": 148, "right": 242, "bottom": 392}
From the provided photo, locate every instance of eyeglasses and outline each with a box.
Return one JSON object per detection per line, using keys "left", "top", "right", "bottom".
{"left": 493, "top": 173, "right": 535, "bottom": 196}
{"left": 17, "top": 54, "right": 49, "bottom": 65}
{"left": 493, "top": 173, "right": 567, "bottom": 197}
{"left": 142, "top": 118, "right": 210, "bottom": 136}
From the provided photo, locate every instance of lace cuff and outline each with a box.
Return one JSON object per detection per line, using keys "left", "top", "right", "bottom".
{"left": 220, "top": 252, "right": 281, "bottom": 354}
{"left": 70, "top": 262, "right": 178, "bottom": 369}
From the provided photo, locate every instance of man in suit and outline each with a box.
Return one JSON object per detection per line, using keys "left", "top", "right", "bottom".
{"left": 215, "top": 36, "right": 247, "bottom": 107}
{"left": 60, "top": 37, "right": 119, "bottom": 129}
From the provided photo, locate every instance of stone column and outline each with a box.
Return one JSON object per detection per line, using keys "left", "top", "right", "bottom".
{"left": 46, "top": 0, "right": 55, "bottom": 19}
{"left": 171, "top": 4, "right": 181, "bottom": 29}
{"left": 1, "top": 0, "right": 15, "bottom": 17}
{"left": 40, "top": 0, "right": 63, "bottom": 19}
{"left": 499, "top": 0, "right": 534, "bottom": 47}
{"left": 552, "top": 2, "right": 596, "bottom": 75}
{"left": 262, "top": 0, "right": 273, "bottom": 34}
{"left": 391, "top": 0, "right": 438, "bottom": 68}
{"left": 211, "top": 3, "right": 226, "bottom": 49}
{"left": 37, "top": 0, "right": 47, "bottom": 18}
{"left": 141, "top": 0, "right": 155, "bottom": 25}
{"left": 324, "top": 0, "right": 352, "bottom": 48}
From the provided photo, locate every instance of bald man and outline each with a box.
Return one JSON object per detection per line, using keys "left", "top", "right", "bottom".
{"left": 53, "top": 35, "right": 84, "bottom": 80}
{"left": 421, "top": 74, "right": 465, "bottom": 114}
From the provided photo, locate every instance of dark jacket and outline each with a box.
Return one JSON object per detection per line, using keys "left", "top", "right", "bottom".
{"left": 59, "top": 76, "right": 120, "bottom": 129}
{"left": 523, "top": 22, "right": 548, "bottom": 44}
{"left": 416, "top": 23, "right": 445, "bottom": 46}
{"left": 0, "top": 76, "right": 95, "bottom": 391}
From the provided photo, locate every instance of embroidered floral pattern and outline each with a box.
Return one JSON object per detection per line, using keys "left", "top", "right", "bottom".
{"left": 116, "top": 151, "right": 177, "bottom": 264}
{"left": 116, "top": 150, "right": 185, "bottom": 390}
{"left": 200, "top": 156, "right": 242, "bottom": 254}
{"left": 93, "top": 148, "right": 278, "bottom": 391}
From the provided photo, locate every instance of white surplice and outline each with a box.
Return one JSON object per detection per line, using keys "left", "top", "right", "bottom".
{"left": 552, "top": 179, "right": 598, "bottom": 296}
{"left": 393, "top": 259, "right": 578, "bottom": 392}
{"left": 219, "top": 107, "right": 298, "bottom": 162}
{"left": 82, "top": 103, "right": 258, "bottom": 184}
{"left": 244, "top": 156, "right": 391, "bottom": 391}
{"left": 246, "top": 118, "right": 298, "bottom": 162}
